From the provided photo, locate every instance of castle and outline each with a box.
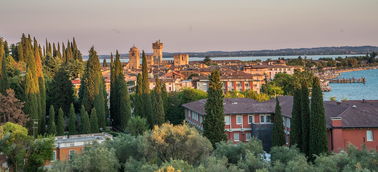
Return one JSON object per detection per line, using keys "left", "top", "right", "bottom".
{"left": 128, "top": 40, "right": 189, "bottom": 69}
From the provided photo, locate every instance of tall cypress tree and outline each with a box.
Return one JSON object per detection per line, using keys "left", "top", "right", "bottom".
{"left": 80, "top": 105, "right": 91, "bottom": 134}
{"left": 141, "top": 51, "right": 153, "bottom": 126}
{"left": 203, "top": 69, "right": 227, "bottom": 146}
{"left": 152, "top": 77, "right": 165, "bottom": 126}
{"left": 94, "top": 79, "right": 106, "bottom": 130}
{"left": 79, "top": 47, "right": 103, "bottom": 111}
{"left": 309, "top": 77, "right": 328, "bottom": 158}
{"left": 48, "top": 67, "right": 74, "bottom": 113}
{"left": 34, "top": 38, "right": 46, "bottom": 134}
{"left": 68, "top": 103, "right": 77, "bottom": 135}
{"left": 90, "top": 108, "right": 99, "bottom": 133}
{"left": 134, "top": 73, "right": 143, "bottom": 117}
{"left": 47, "top": 105, "right": 56, "bottom": 135}
{"left": 272, "top": 97, "right": 286, "bottom": 147}
{"left": 290, "top": 88, "right": 302, "bottom": 148}
{"left": 57, "top": 108, "right": 65, "bottom": 136}
{"left": 24, "top": 37, "right": 41, "bottom": 132}
{"left": 3, "top": 40, "right": 9, "bottom": 57}
{"left": 110, "top": 51, "right": 122, "bottom": 128}
{"left": 119, "top": 76, "right": 131, "bottom": 131}
{"left": 301, "top": 81, "right": 310, "bottom": 157}
{"left": 0, "top": 39, "right": 9, "bottom": 93}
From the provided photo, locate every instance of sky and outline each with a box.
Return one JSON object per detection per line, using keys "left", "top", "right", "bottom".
{"left": 1, "top": 0, "right": 378, "bottom": 55}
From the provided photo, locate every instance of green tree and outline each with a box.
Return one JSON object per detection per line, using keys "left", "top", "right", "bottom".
{"left": 148, "top": 123, "right": 213, "bottom": 164}
{"left": 309, "top": 77, "right": 328, "bottom": 159}
{"left": 47, "top": 105, "right": 56, "bottom": 135}
{"left": 204, "top": 56, "right": 212, "bottom": 65}
{"left": 90, "top": 108, "right": 99, "bottom": 133}
{"left": 79, "top": 47, "right": 103, "bottom": 112}
{"left": 110, "top": 51, "right": 130, "bottom": 130}
{"left": 119, "top": 77, "right": 131, "bottom": 131}
{"left": 48, "top": 68, "right": 74, "bottom": 113}
{"left": 272, "top": 98, "right": 286, "bottom": 147}
{"left": 0, "top": 39, "right": 9, "bottom": 93}
{"left": 203, "top": 69, "right": 227, "bottom": 146}
{"left": 0, "top": 122, "right": 32, "bottom": 171}
{"left": 56, "top": 108, "right": 65, "bottom": 136}
{"left": 25, "top": 137, "right": 55, "bottom": 171}
{"left": 301, "top": 81, "right": 310, "bottom": 156}
{"left": 23, "top": 37, "right": 41, "bottom": 133}
{"left": 125, "top": 116, "right": 148, "bottom": 136}
{"left": 290, "top": 88, "right": 302, "bottom": 148}
{"left": 133, "top": 73, "right": 144, "bottom": 117}
{"left": 141, "top": 51, "right": 153, "bottom": 126}
{"left": 68, "top": 103, "right": 77, "bottom": 135}
{"left": 80, "top": 106, "right": 90, "bottom": 134}
{"left": 152, "top": 77, "right": 165, "bottom": 126}
{"left": 93, "top": 82, "right": 106, "bottom": 130}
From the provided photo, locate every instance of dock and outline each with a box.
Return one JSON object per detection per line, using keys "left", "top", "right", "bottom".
{"left": 329, "top": 77, "right": 366, "bottom": 84}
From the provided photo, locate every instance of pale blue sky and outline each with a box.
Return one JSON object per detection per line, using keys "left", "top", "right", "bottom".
{"left": 1, "top": 0, "right": 377, "bottom": 54}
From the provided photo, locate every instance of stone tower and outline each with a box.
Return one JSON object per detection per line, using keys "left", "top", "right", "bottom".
{"left": 152, "top": 40, "right": 164, "bottom": 65}
{"left": 128, "top": 46, "right": 140, "bottom": 69}
{"left": 174, "top": 54, "right": 189, "bottom": 66}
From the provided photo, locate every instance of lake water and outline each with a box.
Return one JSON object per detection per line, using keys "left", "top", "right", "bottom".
{"left": 323, "top": 69, "right": 378, "bottom": 101}
{"left": 98, "top": 54, "right": 364, "bottom": 63}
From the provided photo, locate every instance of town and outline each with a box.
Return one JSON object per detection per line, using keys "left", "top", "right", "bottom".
{"left": 1, "top": 0, "right": 378, "bottom": 171}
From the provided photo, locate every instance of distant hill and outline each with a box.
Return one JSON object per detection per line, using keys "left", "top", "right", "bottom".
{"left": 95, "top": 46, "right": 378, "bottom": 59}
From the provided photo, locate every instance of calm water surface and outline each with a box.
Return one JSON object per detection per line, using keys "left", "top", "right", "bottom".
{"left": 97, "top": 54, "right": 364, "bottom": 63}
{"left": 323, "top": 69, "right": 378, "bottom": 101}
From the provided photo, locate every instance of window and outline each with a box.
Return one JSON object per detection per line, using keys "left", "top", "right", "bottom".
{"left": 367, "top": 130, "right": 374, "bottom": 141}
{"left": 248, "top": 115, "right": 254, "bottom": 124}
{"left": 234, "top": 133, "right": 240, "bottom": 141}
{"left": 246, "top": 133, "right": 252, "bottom": 141}
{"left": 69, "top": 150, "right": 75, "bottom": 160}
{"left": 225, "top": 116, "right": 230, "bottom": 125}
{"left": 236, "top": 115, "right": 243, "bottom": 125}
{"left": 51, "top": 151, "right": 56, "bottom": 161}
{"left": 260, "top": 114, "right": 271, "bottom": 124}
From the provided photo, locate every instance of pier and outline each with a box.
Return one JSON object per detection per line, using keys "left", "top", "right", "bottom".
{"left": 329, "top": 77, "right": 366, "bottom": 84}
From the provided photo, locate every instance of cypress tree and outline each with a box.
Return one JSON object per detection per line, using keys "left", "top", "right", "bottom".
{"left": 272, "top": 97, "right": 286, "bottom": 147}
{"left": 80, "top": 105, "right": 91, "bottom": 134}
{"left": 4, "top": 40, "right": 9, "bottom": 57}
{"left": 0, "top": 39, "right": 9, "bottom": 93}
{"left": 152, "top": 77, "right": 165, "bottom": 126}
{"left": 134, "top": 73, "right": 143, "bottom": 117}
{"left": 57, "top": 108, "right": 65, "bottom": 136}
{"left": 161, "top": 82, "right": 168, "bottom": 115}
{"left": 309, "top": 77, "right": 328, "bottom": 158}
{"left": 47, "top": 105, "right": 56, "bottom": 135}
{"left": 94, "top": 86, "right": 106, "bottom": 130}
{"left": 203, "top": 69, "right": 227, "bottom": 146}
{"left": 68, "top": 103, "right": 77, "bottom": 135}
{"left": 110, "top": 51, "right": 122, "bottom": 128}
{"left": 290, "top": 88, "right": 302, "bottom": 148}
{"left": 301, "top": 81, "right": 310, "bottom": 156}
{"left": 90, "top": 108, "right": 99, "bottom": 133}
{"left": 141, "top": 51, "right": 153, "bottom": 126}
{"left": 79, "top": 47, "right": 103, "bottom": 111}
{"left": 103, "top": 58, "right": 107, "bottom": 67}
{"left": 34, "top": 38, "right": 46, "bottom": 134}
{"left": 119, "top": 76, "right": 131, "bottom": 131}
{"left": 24, "top": 37, "right": 40, "bottom": 132}
{"left": 48, "top": 67, "right": 74, "bottom": 113}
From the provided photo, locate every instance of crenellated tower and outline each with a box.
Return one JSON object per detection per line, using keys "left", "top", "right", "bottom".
{"left": 152, "top": 40, "right": 164, "bottom": 65}
{"left": 128, "top": 46, "right": 140, "bottom": 69}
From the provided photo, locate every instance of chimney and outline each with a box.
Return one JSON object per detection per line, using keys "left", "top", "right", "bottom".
{"left": 331, "top": 117, "right": 342, "bottom": 127}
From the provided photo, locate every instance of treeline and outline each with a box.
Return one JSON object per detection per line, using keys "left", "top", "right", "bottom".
{"left": 287, "top": 52, "right": 377, "bottom": 69}
{"left": 47, "top": 123, "right": 378, "bottom": 172}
